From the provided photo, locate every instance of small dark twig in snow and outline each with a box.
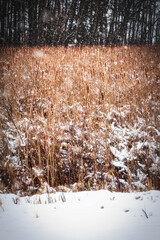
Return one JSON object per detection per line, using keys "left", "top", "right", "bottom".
{"left": 61, "top": 193, "right": 66, "bottom": 202}
{"left": 12, "top": 197, "right": 20, "bottom": 204}
{"left": 142, "top": 209, "right": 148, "bottom": 219}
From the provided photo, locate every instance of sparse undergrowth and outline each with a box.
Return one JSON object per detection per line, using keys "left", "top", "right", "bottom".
{"left": 0, "top": 45, "right": 160, "bottom": 195}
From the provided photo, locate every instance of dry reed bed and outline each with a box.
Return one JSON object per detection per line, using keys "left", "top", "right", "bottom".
{"left": 0, "top": 45, "right": 160, "bottom": 194}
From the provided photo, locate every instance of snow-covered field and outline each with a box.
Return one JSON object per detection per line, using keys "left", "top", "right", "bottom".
{"left": 0, "top": 190, "right": 160, "bottom": 240}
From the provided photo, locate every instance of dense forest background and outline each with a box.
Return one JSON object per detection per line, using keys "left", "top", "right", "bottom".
{"left": 0, "top": 0, "right": 160, "bottom": 46}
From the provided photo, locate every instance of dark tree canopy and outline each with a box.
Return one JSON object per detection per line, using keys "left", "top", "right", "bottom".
{"left": 0, "top": 0, "right": 159, "bottom": 46}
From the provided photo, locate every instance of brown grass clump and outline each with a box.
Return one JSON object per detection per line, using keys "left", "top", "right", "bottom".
{"left": 0, "top": 45, "right": 160, "bottom": 194}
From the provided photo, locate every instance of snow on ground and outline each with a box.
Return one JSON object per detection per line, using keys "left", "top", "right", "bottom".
{"left": 0, "top": 190, "right": 160, "bottom": 240}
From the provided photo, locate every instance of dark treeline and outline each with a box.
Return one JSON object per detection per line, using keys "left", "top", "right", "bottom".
{"left": 0, "top": 0, "right": 160, "bottom": 46}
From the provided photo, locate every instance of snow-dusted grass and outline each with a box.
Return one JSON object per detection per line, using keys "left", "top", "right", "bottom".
{"left": 0, "top": 45, "right": 160, "bottom": 193}
{"left": 0, "top": 190, "right": 160, "bottom": 240}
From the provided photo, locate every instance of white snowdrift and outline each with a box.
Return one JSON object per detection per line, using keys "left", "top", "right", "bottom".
{"left": 0, "top": 190, "right": 160, "bottom": 240}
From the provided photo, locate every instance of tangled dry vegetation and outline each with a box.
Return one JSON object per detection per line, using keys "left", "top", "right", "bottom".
{"left": 0, "top": 45, "right": 160, "bottom": 195}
